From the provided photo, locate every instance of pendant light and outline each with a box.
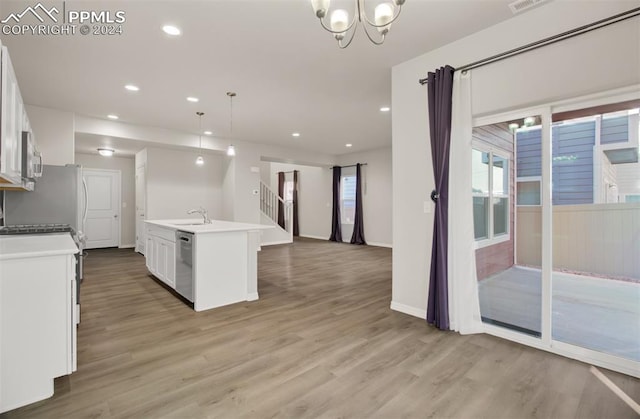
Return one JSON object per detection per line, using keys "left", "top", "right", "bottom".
{"left": 195, "top": 111, "right": 204, "bottom": 165}
{"left": 227, "top": 92, "right": 236, "bottom": 156}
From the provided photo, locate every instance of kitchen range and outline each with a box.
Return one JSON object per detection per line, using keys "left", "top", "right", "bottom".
{"left": 0, "top": 165, "right": 87, "bottom": 413}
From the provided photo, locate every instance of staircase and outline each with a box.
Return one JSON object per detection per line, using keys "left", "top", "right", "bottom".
{"left": 260, "top": 181, "right": 293, "bottom": 246}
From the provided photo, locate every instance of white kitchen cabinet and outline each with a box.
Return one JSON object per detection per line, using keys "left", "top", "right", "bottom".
{"left": 0, "top": 46, "right": 24, "bottom": 185}
{"left": 145, "top": 225, "right": 176, "bottom": 288}
{"left": 0, "top": 234, "right": 78, "bottom": 413}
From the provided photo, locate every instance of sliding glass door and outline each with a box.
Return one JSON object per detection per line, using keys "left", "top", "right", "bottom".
{"left": 474, "top": 93, "right": 640, "bottom": 376}
{"left": 550, "top": 104, "right": 640, "bottom": 362}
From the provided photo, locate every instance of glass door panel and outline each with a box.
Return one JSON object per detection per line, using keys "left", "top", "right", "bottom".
{"left": 473, "top": 116, "right": 543, "bottom": 337}
{"left": 551, "top": 105, "right": 640, "bottom": 361}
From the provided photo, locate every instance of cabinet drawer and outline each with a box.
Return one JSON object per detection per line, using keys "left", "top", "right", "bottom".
{"left": 145, "top": 225, "right": 175, "bottom": 242}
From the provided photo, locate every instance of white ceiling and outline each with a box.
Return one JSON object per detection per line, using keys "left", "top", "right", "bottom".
{"left": 1, "top": 0, "right": 518, "bottom": 155}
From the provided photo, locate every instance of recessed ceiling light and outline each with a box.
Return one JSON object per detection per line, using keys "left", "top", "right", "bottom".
{"left": 162, "top": 25, "right": 181, "bottom": 36}
{"left": 107, "top": 114, "right": 119, "bottom": 120}
{"left": 124, "top": 84, "right": 139, "bottom": 92}
{"left": 380, "top": 106, "right": 391, "bottom": 112}
{"left": 345, "top": 143, "right": 353, "bottom": 148}
{"left": 187, "top": 97, "right": 199, "bottom": 103}
{"left": 204, "top": 130, "right": 212, "bottom": 135}
{"left": 292, "top": 132, "right": 301, "bottom": 137}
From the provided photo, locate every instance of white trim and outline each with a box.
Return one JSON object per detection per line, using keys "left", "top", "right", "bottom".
{"left": 299, "top": 234, "right": 328, "bottom": 241}
{"left": 473, "top": 233, "right": 509, "bottom": 249}
{"left": 367, "top": 241, "right": 392, "bottom": 248}
{"left": 118, "top": 244, "right": 136, "bottom": 249}
{"left": 390, "top": 301, "right": 426, "bottom": 319}
{"left": 483, "top": 324, "right": 639, "bottom": 378}
{"left": 246, "top": 292, "right": 259, "bottom": 301}
{"left": 260, "top": 239, "right": 293, "bottom": 247}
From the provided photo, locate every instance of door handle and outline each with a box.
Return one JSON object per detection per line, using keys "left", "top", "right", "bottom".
{"left": 114, "top": 214, "right": 119, "bottom": 218}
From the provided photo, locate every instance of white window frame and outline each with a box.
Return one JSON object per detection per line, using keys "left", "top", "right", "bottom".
{"left": 516, "top": 176, "right": 542, "bottom": 206}
{"left": 472, "top": 145, "right": 511, "bottom": 249}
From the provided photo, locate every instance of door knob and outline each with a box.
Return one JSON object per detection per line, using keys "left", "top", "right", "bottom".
{"left": 114, "top": 214, "right": 119, "bottom": 218}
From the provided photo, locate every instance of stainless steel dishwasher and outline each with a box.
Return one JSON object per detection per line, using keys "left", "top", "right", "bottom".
{"left": 175, "top": 231, "right": 194, "bottom": 302}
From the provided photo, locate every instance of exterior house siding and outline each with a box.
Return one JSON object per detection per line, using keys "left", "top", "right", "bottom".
{"left": 601, "top": 115, "right": 629, "bottom": 144}
{"left": 516, "top": 121, "right": 596, "bottom": 205}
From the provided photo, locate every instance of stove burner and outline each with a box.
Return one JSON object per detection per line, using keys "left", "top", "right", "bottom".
{"left": 0, "top": 223, "right": 74, "bottom": 235}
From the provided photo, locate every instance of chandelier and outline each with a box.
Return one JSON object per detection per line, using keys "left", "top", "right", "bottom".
{"left": 311, "top": 0, "right": 406, "bottom": 48}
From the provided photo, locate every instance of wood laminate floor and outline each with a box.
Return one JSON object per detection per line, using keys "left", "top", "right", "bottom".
{"left": 3, "top": 238, "right": 639, "bottom": 418}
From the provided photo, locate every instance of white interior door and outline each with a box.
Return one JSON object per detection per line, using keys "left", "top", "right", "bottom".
{"left": 135, "top": 165, "right": 146, "bottom": 254}
{"left": 84, "top": 169, "right": 121, "bottom": 249}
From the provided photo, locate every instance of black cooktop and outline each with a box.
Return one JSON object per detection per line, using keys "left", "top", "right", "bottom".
{"left": 0, "top": 223, "right": 74, "bottom": 235}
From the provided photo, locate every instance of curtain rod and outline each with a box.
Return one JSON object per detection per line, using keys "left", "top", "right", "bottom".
{"left": 276, "top": 170, "right": 297, "bottom": 174}
{"left": 418, "top": 7, "right": 640, "bottom": 85}
{"left": 329, "top": 163, "right": 368, "bottom": 169}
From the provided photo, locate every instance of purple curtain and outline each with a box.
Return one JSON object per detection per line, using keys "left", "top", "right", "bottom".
{"left": 329, "top": 166, "right": 342, "bottom": 242}
{"left": 277, "top": 172, "right": 285, "bottom": 229}
{"left": 293, "top": 170, "right": 300, "bottom": 236}
{"left": 426, "top": 65, "right": 455, "bottom": 330}
{"left": 350, "top": 163, "right": 366, "bottom": 245}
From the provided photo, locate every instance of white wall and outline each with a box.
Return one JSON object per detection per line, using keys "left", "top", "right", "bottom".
{"left": 338, "top": 147, "right": 392, "bottom": 247}
{"left": 267, "top": 162, "right": 332, "bottom": 240}
{"left": 75, "top": 153, "right": 136, "bottom": 247}
{"left": 145, "top": 147, "right": 225, "bottom": 220}
{"left": 391, "top": 1, "right": 640, "bottom": 317}
{"left": 25, "top": 105, "right": 74, "bottom": 165}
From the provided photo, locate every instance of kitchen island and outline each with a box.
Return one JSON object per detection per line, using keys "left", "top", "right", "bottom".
{"left": 144, "top": 219, "right": 272, "bottom": 311}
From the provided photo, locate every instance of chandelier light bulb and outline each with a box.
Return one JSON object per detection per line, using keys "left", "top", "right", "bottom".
{"left": 195, "top": 155, "right": 204, "bottom": 165}
{"left": 374, "top": 3, "right": 394, "bottom": 33}
{"left": 311, "top": 0, "right": 330, "bottom": 18}
{"left": 227, "top": 145, "right": 236, "bottom": 156}
{"left": 331, "top": 9, "right": 349, "bottom": 34}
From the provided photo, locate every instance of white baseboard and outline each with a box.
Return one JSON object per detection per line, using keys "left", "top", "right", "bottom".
{"left": 299, "top": 234, "right": 328, "bottom": 241}
{"left": 367, "top": 241, "right": 392, "bottom": 248}
{"left": 261, "top": 239, "right": 293, "bottom": 246}
{"left": 246, "top": 292, "right": 259, "bottom": 301}
{"left": 390, "top": 301, "right": 426, "bottom": 319}
{"left": 119, "top": 244, "right": 136, "bottom": 249}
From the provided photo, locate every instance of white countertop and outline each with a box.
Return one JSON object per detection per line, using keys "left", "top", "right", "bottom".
{"left": 0, "top": 233, "right": 78, "bottom": 261}
{"left": 145, "top": 219, "right": 274, "bottom": 234}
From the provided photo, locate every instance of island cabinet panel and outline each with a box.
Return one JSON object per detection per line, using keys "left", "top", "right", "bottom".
{"left": 145, "top": 224, "right": 176, "bottom": 289}
{"left": 143, "top": 219, "right": 271, "bottom": 311}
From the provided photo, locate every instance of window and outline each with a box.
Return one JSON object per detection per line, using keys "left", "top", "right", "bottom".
{"left": 517, "top": 177, "right": 541, "bottom": 206}
{"left": 284, "top": 180, "right": 294, "bottom": 202}
{"left": 341, "top": 174, "right": 356, "bottom": 224}
{"left": 624, "top": 194, "right": 640, "bottom": 203}
{"left": 472, "top": 148, "right": 510, "bottom": 245}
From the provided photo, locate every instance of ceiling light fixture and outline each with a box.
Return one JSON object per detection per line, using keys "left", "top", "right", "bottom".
{"left": 107, "top": 114, "right": 119, "bottom": 120}
{"left": 124, "top": 84, "right": 139, "bottom": 92}
{"left": 204, "top": 130, "right": 213, "bottom": 135}
{"left": 187, "top": 97, "right": 199, "bottom": 103}
{"left": 195, "top": 111, "right": 205, "bottom": 166}
{"left": 311, "top": 0, "right": 405, "bottom": 49}
{"left": 227, "top": 92, "right": 237, "bottom": 157}
{"left": 292, "top": 132, "right": 301, "bottom": 137}
{"left": 98, "top": 148, "right": 114, "bottom": 157}
{"left": 162, "top": 25, "right": 181, "bottom": 36}
{"left": 380, "top": 106, "right": 390, "bottom": 112}
{"left": 345, "top": 143, "right": 353, "bottom": 148}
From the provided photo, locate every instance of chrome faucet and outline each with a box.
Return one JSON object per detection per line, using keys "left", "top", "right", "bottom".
{"left": 187, "top": 207, "right": 211, "bottom": 224}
